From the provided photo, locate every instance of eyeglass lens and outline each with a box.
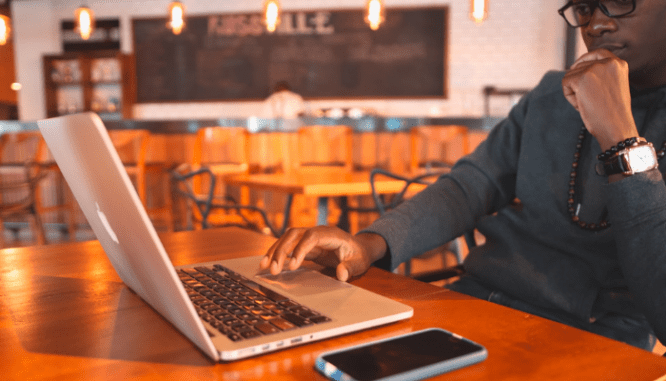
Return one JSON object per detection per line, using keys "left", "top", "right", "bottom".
{"left": 562, "top": 0, "right": 635, "bottom": 27}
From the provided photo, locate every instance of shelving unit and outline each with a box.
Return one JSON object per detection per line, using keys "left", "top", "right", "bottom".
{"left": 43, "top": 51, "right": 135, "bottom": 119}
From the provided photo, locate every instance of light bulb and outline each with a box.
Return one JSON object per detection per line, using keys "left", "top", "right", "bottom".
{"left": 169, "top": 2, "right": 185, "bottom": 35}
{"left": 365, "top": 0, "right": 385, "bottom": 31}
{"left": 0, "top": 15, "right": 10, "bottom": 46}
{"left": 75, "top": 6, "right": 95, "bottom": 40}
{"left": 263, "top": 0, "right": 281, "bottom": 33}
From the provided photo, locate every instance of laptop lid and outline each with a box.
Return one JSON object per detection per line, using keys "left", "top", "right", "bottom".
{"left": 38, "top": 112, "right": 219, "bottom": 359}
{"left": 37, "top": 112, "right": 413, "bottom": 362}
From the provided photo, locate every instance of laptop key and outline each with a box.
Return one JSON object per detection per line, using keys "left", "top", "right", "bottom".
{"left": 238, "top": 279, "right": 289, "bottom": 302}
{"left": 296, "top": 309, "right": 318, "bottom": 319}
{"left": 281, "top": 313, "right": 313, "bottom": 327}
{"left": 255, "top": 323, "right": 280, "bottom": 335}
{"left": 245, "top": 317, "right": 261, "bottom": 325}
{"left": 279, "top": 300, "right": 299, "bottom": 308}
{"left": 227, "top": 333, "right": 243, "bottom": 342}
{"left": 231, "top": 323, "right": 251, "bottom": 332}
{"left": 241, "top": 330, "right": 262, "bottom": 339}
{"left": 269, "top": 317, "right": 296, "bottom": 331}
{"left": 309, "top": 316, "right": 332, "bottom": 324}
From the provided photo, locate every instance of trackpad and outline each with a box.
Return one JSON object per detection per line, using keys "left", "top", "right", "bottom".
{"left": 256, "top": 268, "right": 351, "bottom": 297}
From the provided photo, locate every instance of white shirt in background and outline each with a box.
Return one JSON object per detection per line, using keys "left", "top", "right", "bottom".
{"left": 262, "top": 90, "right": 306, "bottom": 119}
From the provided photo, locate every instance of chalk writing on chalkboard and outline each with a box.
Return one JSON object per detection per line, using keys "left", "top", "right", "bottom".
{"left": 133, "top": 7, "right": 447, "bottom": 102}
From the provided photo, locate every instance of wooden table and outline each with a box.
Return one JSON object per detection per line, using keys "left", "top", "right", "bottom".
{"left": 1, "top": 227, "right": 664, "bottom": 380}
{"left": 226, "top": 171, "right": 431, "bottom": 228}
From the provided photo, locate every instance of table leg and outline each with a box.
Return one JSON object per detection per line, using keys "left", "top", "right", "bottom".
{"left": 317, "top": 197, "right": 329, "bottom": 226}
{"left": 336, "top": 197, "right": 349, "bottom": 232}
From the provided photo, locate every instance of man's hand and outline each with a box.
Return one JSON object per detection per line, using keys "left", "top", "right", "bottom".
{"left": 562, "top": 49, "right": 639, "bottom": 152}
{"left": 259, "top": 226, "right": 388, "bottom": 282}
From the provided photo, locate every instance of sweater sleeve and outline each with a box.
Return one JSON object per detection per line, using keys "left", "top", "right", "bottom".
{"left": 361, "top": 92, "right": 531, "bottom": 270}
{"left": 606, "top": 169, "right": 666, "bottom": 343}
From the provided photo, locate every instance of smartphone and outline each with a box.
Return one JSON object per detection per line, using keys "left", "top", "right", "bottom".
{"left": 314, "top": 328, "right": 487, "bottom": 381}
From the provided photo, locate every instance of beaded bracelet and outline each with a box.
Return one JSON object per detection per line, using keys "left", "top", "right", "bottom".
{"left": 596, "top": 137, "right": 646, "bottom": 161}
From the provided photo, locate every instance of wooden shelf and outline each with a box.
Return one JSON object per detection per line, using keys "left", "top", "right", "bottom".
{"left": 43, "top": 51, "right": 135, "bottom": 119}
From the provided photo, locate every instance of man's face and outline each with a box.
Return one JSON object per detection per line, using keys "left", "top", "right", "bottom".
{"left": 581, "top": 0, "right": 666, "bottom": 87}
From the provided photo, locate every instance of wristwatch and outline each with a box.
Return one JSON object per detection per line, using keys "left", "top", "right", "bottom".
{"left": 599, "top": 141, "right": 658, "bottom": 176}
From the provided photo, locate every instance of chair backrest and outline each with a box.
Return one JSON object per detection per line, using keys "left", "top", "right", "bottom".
{"left": 107, "top": 129, "right": 150, "bottom": 167}
{"left": 170, "top": 165, "right": 292, "bottom": 237}
{"left": 368, "top": 167, "right": 476, "bottom": 280}
{"left": 0, "top": 132, "right": 46, "bottom": 198}
{"left": 409, "top": 125, "right": 469, "bottom": 173}
{"left": 0, "top": 131, "right": 48, "bottom": 244}
{"left": 0, "top": 131, "right": 46, "bottom": 166}
{"left": 192, "top": 126, "right": 250, "bottom": 172}
{"left": 294, "top": 125, "right": 353, "bottom": 173}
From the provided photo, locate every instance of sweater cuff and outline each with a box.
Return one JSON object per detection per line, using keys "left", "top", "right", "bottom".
{"left": 606, "top": 169, "right": 666, "bottom": 228}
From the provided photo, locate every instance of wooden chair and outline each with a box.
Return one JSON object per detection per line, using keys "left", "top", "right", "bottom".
{"left": 287, "top": 125, "right": 354, "bottom": 227}
{"left": 409, "top": 125, "right": 470, "bottom": 173}
{"left": 109, "top": 129, "right": 179, "bottom": 232}
{"left": 188, "top": 127, "right": 251, "bottom": 228}
{"left": 39, "top": 153, "right": 79, "bottom": 241}
{"left": 0, "top": 132, "right": 47, "bottom": 246}
{"left": 294, "top": 125, "right": 353, "bottom": 173}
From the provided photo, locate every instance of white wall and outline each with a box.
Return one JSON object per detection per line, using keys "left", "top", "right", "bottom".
{"left": 11, "top": 0, "right": 570, "bottom": 121}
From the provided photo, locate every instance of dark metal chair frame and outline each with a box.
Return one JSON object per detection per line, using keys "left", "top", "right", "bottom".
{"left": 368, "top": 167, "right": 475, "bottom": 283}
{"left": 170, "top": 165, "right": 293, "bottom": 238}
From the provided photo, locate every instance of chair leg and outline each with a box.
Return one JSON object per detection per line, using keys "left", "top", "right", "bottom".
{"left": 64, "top": 188, "right": 78, "bottom": 241}
{"left": 0, "top": 219, "right": 5, "bottom": 248}
{"left": 31, "top": 209, "right": 46, "bottom": 245}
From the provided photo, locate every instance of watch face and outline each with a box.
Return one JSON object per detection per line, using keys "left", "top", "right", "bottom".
{"left": 627, "top": 145, "right": 657, "bottom": 173}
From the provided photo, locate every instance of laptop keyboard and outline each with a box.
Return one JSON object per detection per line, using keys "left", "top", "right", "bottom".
{"left": 177, "top": 264, "right": 331, "bottom": 342}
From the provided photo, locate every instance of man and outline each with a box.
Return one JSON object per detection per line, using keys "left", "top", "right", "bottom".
{"left": 262, "top": 81, "right": 306, "bottom": 122}
{"left": 260, "top": 0, "right": 666, "bottom": 351}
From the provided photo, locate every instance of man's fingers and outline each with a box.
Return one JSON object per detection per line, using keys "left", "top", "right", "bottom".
{"left": 265, "top": 228, "right": 306, "bottom": 274}
{"left": 570, "top": 48, "right": 614, "bottom": 70}
{"left": 260, "top": 238, "right": 282, "bottom": 269}
{"left": 288, "top": 227, "right": 348, "bottom": 270}
{"left": 336, "top": 255, "right": 371, "bottom": 282}
{"left": 562, "top": 77, "right": 580, "bottom": 111}
{"left": 336, "top": 263, "right": 350, "bottom": 282}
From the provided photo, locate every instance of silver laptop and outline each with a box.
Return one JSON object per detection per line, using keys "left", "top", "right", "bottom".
{"left": 37, "top": 112, "right": 413, "bottom": 362}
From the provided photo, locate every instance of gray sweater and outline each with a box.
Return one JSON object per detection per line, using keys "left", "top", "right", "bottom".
{"left": 363, "top": 71, "right": 666, "bottom": 345}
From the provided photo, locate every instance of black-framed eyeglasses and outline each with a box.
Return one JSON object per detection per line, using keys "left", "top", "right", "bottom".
{"left": 558, "top": 0, "right": 636, "bottom": 28}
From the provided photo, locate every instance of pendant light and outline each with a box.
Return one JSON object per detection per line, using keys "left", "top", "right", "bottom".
{"left": 365, "top": 0, "right": 385, "bottom": 31}
{"left": 168, "top": 2, "right": 185, "bottom": 35}
{"left": 470, "top": 0, "right": 489, "bottom": 24}
{"left": 74, "top": 6, "right": 95, "bottom": 40}
{"left": 0, "top": 14, "right": 10, "bottom": 45}
{"left": 263, "top": 0, "right": 281, "bottom": 33}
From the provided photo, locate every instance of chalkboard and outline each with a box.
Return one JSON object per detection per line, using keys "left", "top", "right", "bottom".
{"left": 133, "top": 7, "right": 447, "bottom": 102}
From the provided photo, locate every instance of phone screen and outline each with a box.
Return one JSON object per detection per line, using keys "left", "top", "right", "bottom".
{"left": 321, "top": 329, "right": 484, "bottom": 381}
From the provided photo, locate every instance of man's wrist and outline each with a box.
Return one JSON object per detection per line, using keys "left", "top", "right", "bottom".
{"left": 354, "top": 232, "right": 388, "bottom": 263}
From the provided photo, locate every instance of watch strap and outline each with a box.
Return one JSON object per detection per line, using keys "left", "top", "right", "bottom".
{"left": 601, "top": 141, "right": 657, "bottom": 176}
